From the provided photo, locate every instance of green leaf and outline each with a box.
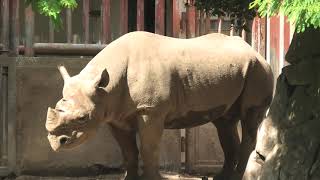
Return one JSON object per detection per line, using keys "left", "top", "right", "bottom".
{"left": 24, "top": 0, "right": 78, "bottom": 30}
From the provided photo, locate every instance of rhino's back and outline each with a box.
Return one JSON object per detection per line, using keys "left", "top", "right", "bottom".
{"left": 124, "top": 32, "right": 260, "bottom": 113}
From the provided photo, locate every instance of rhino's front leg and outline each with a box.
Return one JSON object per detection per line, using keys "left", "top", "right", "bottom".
{"left": 109, "top": 125, "right": 139, "bottom": 180}
{"left": 137, "top": 112, "right": 165, "bottom": 180}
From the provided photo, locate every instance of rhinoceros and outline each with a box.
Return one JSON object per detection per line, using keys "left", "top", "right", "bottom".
{"left": 46, "top": 31, "right": 274, "bottom": 180}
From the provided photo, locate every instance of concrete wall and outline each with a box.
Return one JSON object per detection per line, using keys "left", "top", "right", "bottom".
{"left": 14, "top": 57, "right": 181, "bottom": 176}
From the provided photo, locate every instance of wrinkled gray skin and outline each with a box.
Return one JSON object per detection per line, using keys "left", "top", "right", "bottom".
{"left": 46, "top": 31, "right": 274, "bottom": 180}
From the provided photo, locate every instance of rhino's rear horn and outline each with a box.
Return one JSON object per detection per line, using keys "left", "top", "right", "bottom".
{"left": 57, "top": 65, "right": 70, "bottom": 81}
{"left": 46, "top": 107, "right": 60, "bottom": 132}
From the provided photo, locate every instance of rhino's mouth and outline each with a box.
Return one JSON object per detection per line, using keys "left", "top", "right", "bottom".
{"left": 48, "top": 131, "right": 89, "bottom": 151}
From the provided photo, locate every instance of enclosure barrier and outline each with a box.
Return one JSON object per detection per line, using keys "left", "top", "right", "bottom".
{"left": 0, "top": 0, "right": 252, "bottom": 57}
{"left": 0, "top": 60, "right": 16, "bottom": 176}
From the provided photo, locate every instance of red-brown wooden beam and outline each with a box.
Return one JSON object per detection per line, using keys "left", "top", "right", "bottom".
{"left": 66, "top": 9, "right": 72, "bottom": 43}
{"left": 101, "top": 0, "right": 111, "bottom": 44}
{"left": 137, "top": 0, "right": 144, "bottom": 31}
{"left": 120, "top": 0, "right": 128, "bottom": 35}
{"left": 25, "top": 5, "right": 34, "bottom": 56}
{"left": 252, "top": 17, "right": 259, "bottom": 52}
{"left": 172, "top": 0, "right": 180, "bottom": 38}
{"left": 9, "top": 0, "right": 19, "bottom": 56}
{"left": 1, "top": 0, "right": 9, "bottom": 51}
{"left": 195, "top": 10, "right": 200, "bottom": 37}
{"left": 186, "top": 4, "right": 196, "bottom": 38}
{"left": 181, "top": 12, "right": 187, "bottom": 38}
{"left": 155, "top": 0, "right": 165, "bottom": 35}
{"left": 259, "top": 17, "right": 266, "bottom": 58}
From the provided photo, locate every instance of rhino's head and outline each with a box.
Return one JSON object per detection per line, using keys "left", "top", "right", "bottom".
{"left": 46, "top": 65, "right": 109, "bottom": 151}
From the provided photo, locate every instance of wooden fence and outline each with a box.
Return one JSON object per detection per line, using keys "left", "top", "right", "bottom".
{"left": 0, "top": 0, "right": 255, "bottom": 57}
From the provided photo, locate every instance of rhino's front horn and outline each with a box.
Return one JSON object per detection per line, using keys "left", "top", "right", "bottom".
{"left": 57, "top": 65, "right": 70, "bottom": 81}
{"left": 46, "top": 107, "right": 60, "bottom": 132}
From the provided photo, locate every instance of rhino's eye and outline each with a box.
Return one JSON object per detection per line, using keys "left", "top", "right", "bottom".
{"left": 77, "top": 116, "right": 88, "bottom": 124}
{"left": 56, "top": 109, "right": 64, "bottom": 112}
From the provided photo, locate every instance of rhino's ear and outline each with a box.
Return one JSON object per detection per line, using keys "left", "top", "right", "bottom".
{"left": 46, "top": 107, "right": 60, "bottom": 132}
{"left": 57, "top": 65, "right": 70, "bottom": 82}
{"left": 93, "top": 69, "right": 109, "bottom": 89}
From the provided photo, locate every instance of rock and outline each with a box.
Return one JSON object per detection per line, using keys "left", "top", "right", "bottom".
{"left": 243, "top": 61, "right": 320, "bottom": 180}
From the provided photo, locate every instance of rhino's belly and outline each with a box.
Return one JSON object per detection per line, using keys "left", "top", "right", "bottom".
{"left": 164, "top": 105, "right": 227, "bottom": 129}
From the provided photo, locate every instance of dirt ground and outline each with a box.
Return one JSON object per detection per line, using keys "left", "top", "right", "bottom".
{"left": 3, "top": 172, "right": 214, "bottom": 180}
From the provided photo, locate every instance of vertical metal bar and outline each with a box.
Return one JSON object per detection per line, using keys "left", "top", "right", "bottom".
{"left": 25, "top": 5, "right": 34, "bottom": 56}
{"left": 66, "top": 9, "right": 72, "bottom": 43}
{"left": 230, "top": 24, "right": 234, "bottom": 36}
{"left": 155, "top": 0, "right": 165, "bottom": 35}
{"left": 49, "top": 20, "right": 55, "bottom": 43}
{"left": 199, "top": 10, "right": 205, "bottom": 35}
{"left": 0, "top": 66, "right": 2, "bottom": 166}
{"left": 83, "top": 0, "right": 90, "bottom": 43}
{"left": 186, "top": 4, "right": 196, "bottom": 38}
{"left": 101, "top": 0, "right": 111, "bottom": 44}
{"left": 205, "top": 12, "right": 210, "bottom": 34}
{"left": 9, "top": 0, "right": 19, "bottom": 56}
{"left": 137, "top": 0, "right": 144, "bottom": 31}
{"left": 7, "top": 62, "right": 16, "bottom": 172}
{"left": 181, "top": 12, "right": 187, "bottom": 38}
{"left": 242, "top": 29, "right": 246, "bottom": 40}
{"left": 1, "top": 0, "right": 9, "bottom": 51}
{"left": 120, "top": 0, "right": 128, "bottom": 35}
{"left": 217, "top": 17, "right": 222, "bottom": 33}
{"left": 172, "top": 0, "right": 180, "bottom": 38}
{"left": 2, "top": 67, "right": 7, "bottom": 166}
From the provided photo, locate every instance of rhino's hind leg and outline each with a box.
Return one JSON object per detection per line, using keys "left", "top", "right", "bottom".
{"left": 137, "top": 112, "right": 165, "bottom": 180}
{"left": 109, "top": 125, "right": 139, "bottom": 180}
{"left": 236, "top": 104, "right": 269, "bottom": 179}
{"left": 212, "top": 118, "right": 240, "bottom": 180}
